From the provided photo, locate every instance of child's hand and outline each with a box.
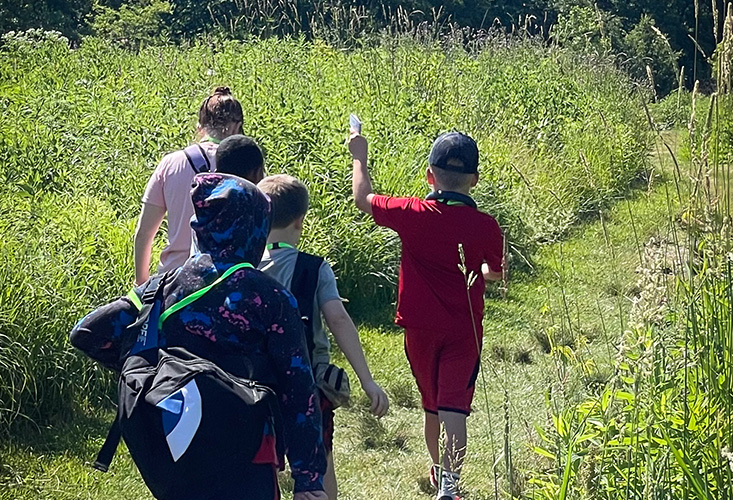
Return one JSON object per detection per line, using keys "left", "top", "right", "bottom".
{"left": 347, "top": 133, "right": 368, "bottom": 161}
{"left": 362, "top": 379, "right": 389, "bottom": 417}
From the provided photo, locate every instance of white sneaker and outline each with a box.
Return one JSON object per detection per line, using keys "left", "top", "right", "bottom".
{"left": 436, "top": 470, "right": 461, "bottom": 500}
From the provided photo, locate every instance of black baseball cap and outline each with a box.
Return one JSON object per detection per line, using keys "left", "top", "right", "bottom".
{"left": 428, "top": 132, "right": 479, "bottom": 174}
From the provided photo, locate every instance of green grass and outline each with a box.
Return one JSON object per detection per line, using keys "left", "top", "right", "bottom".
{"left": 527, "top": 83, "right": 733, "bottom": 498}
{"left": 0, "top": 23, "right": 725, "bottom": 500}
{"left": 1, "top": 23, "right": 693, "bottom": 500}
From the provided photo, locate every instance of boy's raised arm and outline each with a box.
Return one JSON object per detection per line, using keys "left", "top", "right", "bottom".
{"left": 349, "top": 133, "right": 374, "bottom": 215}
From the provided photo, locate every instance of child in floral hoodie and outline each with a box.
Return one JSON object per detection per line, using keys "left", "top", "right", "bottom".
{"left": 71, "top": 173, "right": 327, "bottom": 500}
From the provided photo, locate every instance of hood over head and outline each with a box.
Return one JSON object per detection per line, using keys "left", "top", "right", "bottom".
{"left": 191, "top": 173, "right": 271, "bottom": 267}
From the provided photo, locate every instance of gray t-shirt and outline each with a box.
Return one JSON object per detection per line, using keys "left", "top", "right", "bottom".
{"left": 258, "top": 246, "right": 341, "bottom": 367}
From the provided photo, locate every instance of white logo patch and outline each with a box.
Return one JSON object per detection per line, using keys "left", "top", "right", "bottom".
{"left": 156, "top": 379, "right": 203, "bottom": 462}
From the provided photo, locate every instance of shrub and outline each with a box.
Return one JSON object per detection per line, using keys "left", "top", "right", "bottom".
{"left": 89, "top": 0, "right": 172, "bottom": 50}
{"left": 551, "top": 4, "right": 623, "bottom": 55}
{"left": 0, "top": 0, "right": 93, "bottom": 41}
{"left": 622, "top": 15, "right": 680, "bottom": 99}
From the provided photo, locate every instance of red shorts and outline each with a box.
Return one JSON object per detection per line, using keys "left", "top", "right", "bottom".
{"left": 404, "top": 327, "right": 481, "bottom": 415}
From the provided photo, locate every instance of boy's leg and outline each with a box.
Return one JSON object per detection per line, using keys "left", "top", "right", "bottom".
{"left": 323, "top": 452, "right": 337, "bottom": 500}
{"left": 435, "top": 328, "right": 481, "bottom": 498}
{"left": 424, "top": 411, "right": 441, "bottom": 465}
{"left": 437, "top": 410, "right": 467, "bottom": 474}
{"left": 404, "top": 330, "right": 441, "bottom": 466}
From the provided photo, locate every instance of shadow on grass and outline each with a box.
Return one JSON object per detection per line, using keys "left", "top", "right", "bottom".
{"left": 2, "top": 405, "right": 116, "bottom": 462}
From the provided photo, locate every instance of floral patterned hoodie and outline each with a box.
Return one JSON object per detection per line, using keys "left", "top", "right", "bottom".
{"left": 70, "top": 173, "right": 326, "bottom": 494}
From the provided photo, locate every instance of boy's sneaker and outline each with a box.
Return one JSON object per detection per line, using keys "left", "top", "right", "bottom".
{"left": 436, "top": 470, "right": 461, "bottom": 500}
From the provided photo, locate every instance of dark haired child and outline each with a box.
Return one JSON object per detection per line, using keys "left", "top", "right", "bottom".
{"left": 134, "top": 86, "right": 244, "bottom": 286}
{"left": 349, "top": 131, "right": 504, "bottom": 500}
{"left": 215, "top": 134, "right": 266, "bottom": 183}
{"left": 257, "top": 174, "right": 389, "bottom": 500}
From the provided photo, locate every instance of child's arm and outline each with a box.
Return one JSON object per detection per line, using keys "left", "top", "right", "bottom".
{"left": 70, "top": 295, "right": 139, "bottom": 372}
{"left": 483, "top": 223, "right": 507, "bottom": 283}
{"left": 265, "top": 292, "right": 327, "bottom": 495}
{"left": 349, "top": 133, "right": 375, "bottom": 215}
{"left": 321, "top": 298, "right": 389, "bottom": 417}
{"left": 134, "top": 202, "right": 166, "bottom": 285}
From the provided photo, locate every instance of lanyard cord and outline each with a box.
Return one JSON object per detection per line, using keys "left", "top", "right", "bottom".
{"left": 425, "top": 190, "right": 477, "bottom": 209}
{"left": 201, "top": 136, "right": 222, "bottom": 144}
{"left": 267, "top": 242, "right": 296, "bottom": 250}
{"left": 157, "top": 262, "right": 253, "bottom": 327}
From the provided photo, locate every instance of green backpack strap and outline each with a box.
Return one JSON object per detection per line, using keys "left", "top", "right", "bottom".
{"left": 158, "top": 262, "right": 253, "bottom": 328}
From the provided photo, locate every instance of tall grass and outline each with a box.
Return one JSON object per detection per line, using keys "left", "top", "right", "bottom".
{"left": 530, "top": 5, "right": 733, "bottom": 497}
{"left": 0, "top": 30, "right": 649, "bottom": 434}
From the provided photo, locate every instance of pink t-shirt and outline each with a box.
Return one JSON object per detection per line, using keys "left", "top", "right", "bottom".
{"left": 141, "top": 141, "right": 218, "bottom": 273}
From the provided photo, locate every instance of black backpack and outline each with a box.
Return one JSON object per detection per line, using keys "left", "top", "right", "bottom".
{"left": 289, "top": 251, "right": 350, "bottom": 408}
{"left": 289, "top": 251, "right": 324, "bottom": 360}
{"left": 94, "top": 266, "right": 278, "bottom": 500}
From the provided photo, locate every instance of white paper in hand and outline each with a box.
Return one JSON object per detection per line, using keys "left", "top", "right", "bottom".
{"left": 349, "top": 114, "right": 362, "bottom": 134}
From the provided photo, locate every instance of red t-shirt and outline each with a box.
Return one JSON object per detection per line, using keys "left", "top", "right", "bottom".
{"left": 371, "top": 195, "right": 503, "bottom": 332}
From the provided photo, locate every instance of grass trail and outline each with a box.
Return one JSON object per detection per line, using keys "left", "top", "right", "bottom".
{"left": 0, "top": 133, "right": 681, "bottom": 499}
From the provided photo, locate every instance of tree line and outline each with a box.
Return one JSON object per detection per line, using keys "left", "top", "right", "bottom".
{"left": 0, "top": 0, "right": 726, "bottom": 96}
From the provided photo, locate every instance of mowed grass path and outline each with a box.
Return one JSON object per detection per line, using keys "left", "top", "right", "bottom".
{"left": 0, "top": 133, "right": 680, "bottom": 500}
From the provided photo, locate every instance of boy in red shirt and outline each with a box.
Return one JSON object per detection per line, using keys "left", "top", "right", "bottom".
{"left": 349, "top": 130, "right": 503, "bottom": 500}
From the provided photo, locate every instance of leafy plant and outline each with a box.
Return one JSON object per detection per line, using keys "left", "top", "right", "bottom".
{"left": 89, "top": 0, "right": 172, "bottom": 50}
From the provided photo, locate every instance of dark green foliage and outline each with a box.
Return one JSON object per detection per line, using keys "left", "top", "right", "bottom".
{"left": 90, "top": 0, "right": 171, "bottom": 50}
{"left": 554, "top": 0, "right": 721, "bottom": 88}
{"left": 0, "top": 0, "right": 721, "bottom": 95}
{"left": 622, "top": 15, "right": 680, "bottom": 97}
{"left": 159, "top": 0, "right": 550, "bottom": 40}
{"left": 0, "top": 0, "right": 92, "bottom": 39}
{"left": 552, "top": 5, "right": 681, "bottom": 97}
{"left": 604, "top": 0, "right": 720, "bottom": 85}
{"left": 551, "top": 4, "right": 624, "bottom": 54}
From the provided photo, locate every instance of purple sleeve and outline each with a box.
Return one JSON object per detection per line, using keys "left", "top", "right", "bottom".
{"left": 264, "top": 289, "right": 327, "bottom": 493}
